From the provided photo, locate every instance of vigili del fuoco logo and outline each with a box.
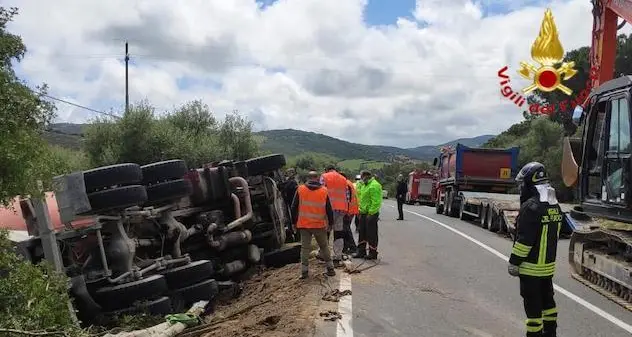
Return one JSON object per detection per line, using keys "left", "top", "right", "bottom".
{"left": 496, "top": 8, "right": 596, "bottom": 115}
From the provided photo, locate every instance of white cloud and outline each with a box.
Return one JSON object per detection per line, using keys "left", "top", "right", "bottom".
{"left": 4, "top": 0, "right": 629, "bottom": 148}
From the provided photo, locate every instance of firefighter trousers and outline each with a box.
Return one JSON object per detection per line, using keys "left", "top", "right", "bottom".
{"left": 520, "top": 276, "right": 557, "bottom": 337}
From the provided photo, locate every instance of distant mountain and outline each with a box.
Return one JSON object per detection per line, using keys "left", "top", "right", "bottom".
{"left": 256, "top": 129, "right": 495, "bottom": 161}
{"left": 45, "top": 123, "right": 496, "bottom": 162}
{"left": 404, "top": 134, "right": 496, "bottom": 160}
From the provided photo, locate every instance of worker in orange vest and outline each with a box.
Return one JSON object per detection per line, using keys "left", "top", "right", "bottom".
{"left": 291, "top": 171, "right": 336, "bottom": 279}
{"left": 320, "top": 165, "right": 349, "bottom": 267}
{"left": 341, "top": 173, "right": 358, "bottom": 254}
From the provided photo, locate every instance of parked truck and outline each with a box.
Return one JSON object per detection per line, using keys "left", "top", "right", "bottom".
{"left": 433, "top": 144, "right": 525, "bottom": 235}
{"left": 405, "top": 169, "right": 437, "bottom": 206}
{"left": 3, "top": 154, "right": 298, "bottom": 325}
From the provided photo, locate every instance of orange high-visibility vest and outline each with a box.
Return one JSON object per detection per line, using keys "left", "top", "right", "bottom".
{"left": 347, "top": 180, "right": 359, "bottom": 215}
{"left": 321, "top": 171, "right": 348, "bottom": 211}
{"left": 296, "top": 185, "right": 329, "bottom": 229}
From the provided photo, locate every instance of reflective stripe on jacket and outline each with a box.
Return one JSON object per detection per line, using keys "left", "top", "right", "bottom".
{"left": 347, "top": 180, "right": 359, "bottom": 215}
{"left": 321, "top": 171, "right": 349, "bottom": 211}
{"left": 296, "top": 185, "right": 329, "bottom": 229}
{"left": 509, "top": 198, "right": 561, "bottom": 277}
{"left": 359, "top": 177, "right": 382, "bottom": 215}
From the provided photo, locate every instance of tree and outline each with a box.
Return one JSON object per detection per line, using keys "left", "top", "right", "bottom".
{"left": 0, "top": 7, "right": 72, "bottom": 205}
{"left": 83, "top": 100, "right": 259, "bottom": 168}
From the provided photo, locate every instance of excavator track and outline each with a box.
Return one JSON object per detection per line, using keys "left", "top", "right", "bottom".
{"left": 568, "top": 228, "right": 632, "bottom": 312}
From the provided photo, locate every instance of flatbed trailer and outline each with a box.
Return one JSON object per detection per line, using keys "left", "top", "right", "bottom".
{"left": 457, "top": 191, "right": 575, "bottom": 238}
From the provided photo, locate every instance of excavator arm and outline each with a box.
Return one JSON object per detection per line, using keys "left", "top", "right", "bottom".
{"left": 590, "top": 0, "right": 632, "bottom": 89}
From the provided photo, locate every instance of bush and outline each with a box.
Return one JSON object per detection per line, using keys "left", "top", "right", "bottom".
{"left": 84, "top": 100, "right": 259, "bottom": 168}
{"left": 0, "top": 230, "right": 80, "bottom": 336}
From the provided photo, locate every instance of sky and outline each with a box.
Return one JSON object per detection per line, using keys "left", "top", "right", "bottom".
{"left": 4, "top": 0, "right": 631, "bottom": 148}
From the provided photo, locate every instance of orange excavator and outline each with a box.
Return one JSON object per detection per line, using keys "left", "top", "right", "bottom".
{"left": 562, "top": 0, "right": 632, "bottom": 309}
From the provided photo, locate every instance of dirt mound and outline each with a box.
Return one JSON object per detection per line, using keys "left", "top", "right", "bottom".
{"left": 180, "top": 259, "right": 335, "bottom": 337}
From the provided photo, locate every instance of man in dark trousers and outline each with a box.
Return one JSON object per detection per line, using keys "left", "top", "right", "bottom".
{"left": 395, "top": 174, "right": 407, "bottom": 220}
{"left": 353, "top": 170, "right": 382, "bottom": 260}
{"left": 508, "top": 162, "right": 561, "bottom": 337}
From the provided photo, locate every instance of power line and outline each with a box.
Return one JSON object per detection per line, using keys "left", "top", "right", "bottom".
{"left": 39, "top": 92, "right": 121, "bottom": 119}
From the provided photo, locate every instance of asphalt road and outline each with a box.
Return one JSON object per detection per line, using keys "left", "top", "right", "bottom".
{"left": 334, "top": 200, "right": 632, "bottom": 337}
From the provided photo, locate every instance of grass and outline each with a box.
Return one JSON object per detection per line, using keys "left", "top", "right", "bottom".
{"left": 337, "top": 159, "right": 386, "bottom": 173}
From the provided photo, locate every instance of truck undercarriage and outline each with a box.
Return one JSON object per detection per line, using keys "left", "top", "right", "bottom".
{"left": 9, "top": 154, "right": 298, "bottom": 325}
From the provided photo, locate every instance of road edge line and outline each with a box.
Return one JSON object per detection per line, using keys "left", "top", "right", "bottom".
{"left": 336, "top": 270, "right": 353, "bottom": 337}
{"left": 399, "top": 206, "right": 632, "bottom": 334}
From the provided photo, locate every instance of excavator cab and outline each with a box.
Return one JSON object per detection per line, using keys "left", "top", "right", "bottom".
{"left": 561, "top": 76, "right": 632, "bottom": 305}
{"left": 563, "top": 76, "right": 632, "bottom": 212}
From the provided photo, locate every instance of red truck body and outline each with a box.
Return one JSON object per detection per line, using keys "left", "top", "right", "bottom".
{"left": 434, "top": 143, "right": 520, "bottom": 216}
{"left": 437, "top": 144, "right": 519, "bottom": 192}
{"left": 406, "top": 170, "right": 437, "bottom": 205}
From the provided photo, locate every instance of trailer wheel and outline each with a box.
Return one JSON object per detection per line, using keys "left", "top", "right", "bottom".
{"left": 246, "top": 154, "right": 286, "bottom": 176}
{"left": 479, "top": 205, "right": 488, "bottom": 227}
{"left": 145, "top": 179, "right": 193, "bottom": 205}
{"left": 93, "top": 274, "right": 168, "bottom": 310}
{"left": 486, "top": 208, "right": 500, "bottom": 232}
{"left": 83, "top": 163, "right": 143, "bottom": 193}
{"left": 85, "top": 185, "right": 148, "bottom": 214}
{"left": 459, "top": 200, "right": 473, "bottom": 221}
{"left": 141, "top": 159, "right": 188, "bottom": 185}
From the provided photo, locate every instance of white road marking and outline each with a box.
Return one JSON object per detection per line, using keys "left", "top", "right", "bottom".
{"left": 336, "top": 270, "right": 354, "bottom": 337}
{"left": 391, "top": 205, "right": 632, "bottom": 334}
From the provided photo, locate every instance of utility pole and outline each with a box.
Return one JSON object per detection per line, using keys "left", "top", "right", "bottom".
{"left": 125, "top": 41, "right": 130, "bottom": 114}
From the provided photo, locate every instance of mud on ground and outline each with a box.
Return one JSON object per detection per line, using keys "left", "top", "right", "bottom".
{"left": 180, "top": 258, "right": 337, "bottom": 337}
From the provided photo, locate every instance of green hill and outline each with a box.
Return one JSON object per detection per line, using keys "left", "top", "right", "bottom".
{"left": 44, "top": 124, "right": 494, "bottom": 162}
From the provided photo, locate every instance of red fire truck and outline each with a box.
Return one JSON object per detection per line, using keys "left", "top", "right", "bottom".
{"left": 405, "top": 169, "right": 437, "bottom": 206}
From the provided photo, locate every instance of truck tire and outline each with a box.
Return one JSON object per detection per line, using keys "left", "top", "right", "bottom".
{"left": 245, "top": 154, "right": 286, "bottom": 176}
{"left": 435, "top": 200, "right": 443, "bottom": 214}
{"left": 161, "top": 260, "right": 214, "bottom": 289}
{"left": 145, "top": 179, "right": 193, "bottom": 205}
{"left": 459, "top": 201, "right": 473, "bottom": 221}
{"left": 141, "top": 160, "right": 188, "bottom": 185}
{"left": 169, "top": 278, "right": 219, "bottom": 312}
{"left": 105, "top": 296, "right": 173, "bottom": 317}
{"left": 83, "top": 163, "right": 143, "bottom": 193}
{"left": 93, "top": 274, "right": 168, "bottom": 310}
{"left": 448, "top": 192, "right": 459, "bottom": 217}
{"left": 86, "top": 185, "right": 148, "bottom": 213}
{"left": 263, "top": 242, "right": 301, "bottom": 268}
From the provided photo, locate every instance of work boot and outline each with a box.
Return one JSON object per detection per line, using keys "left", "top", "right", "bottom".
{"left": 396, "top": 217, "right": 403, "bottom": 220}
{"left": 326, "top": 267, "right": 336, "bottom": 277}
{"left": 352, "top": 250, "right": 366, "bottom": 259}
{"left": 366, "top": 250, "right": 378, "bottom": 260}
{"left": 333, "top": 259, "right": 343, "bottom": 268}
{"left": 300, "top": 270, "right": 308, "bottom": 279}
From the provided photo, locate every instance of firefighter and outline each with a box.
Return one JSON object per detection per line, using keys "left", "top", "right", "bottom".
{"left": 508, "top": 162, "right": 561, "bottom": 337}
{"left": 320, "top": 165, "right": 349, "bottom": 267}
{"left": 395, "top": 173, "right": 407, "bottom": 220}
{"left": 291, "top": 171, "right": 336, "bottom": 279}
{"left": 353, "top": 170, "right": 382, "bottom": 260}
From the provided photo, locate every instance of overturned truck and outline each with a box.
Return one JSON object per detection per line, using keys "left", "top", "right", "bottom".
{"left": 8, "top": 154, "right": 297, "bottom": 324}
